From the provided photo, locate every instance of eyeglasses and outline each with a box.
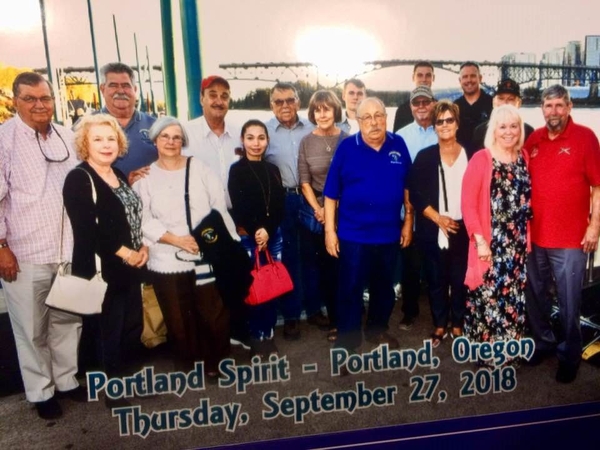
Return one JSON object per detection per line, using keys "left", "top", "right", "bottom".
{"left": 18, "top": 95, "right": 54, "bottom": 105}
{"left": 435, "top": 117, "right": 456, "bottom": 126}
{"left": 411, "top": 99, "right": 432, "bottom": 107}
{"left": 36, "top": 125, "right": 70, "bottom": 163}
{"left": 157, "top": 133, "right": 183, "bottom": 143}
{"left": 272, "top": 98, "right": 297, "bottom": 107}
{"left": 358, "top": 112, "right": 386, "bottom": 123}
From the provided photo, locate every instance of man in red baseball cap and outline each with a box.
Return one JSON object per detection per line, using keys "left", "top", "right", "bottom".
{"left": 182, "top": 75, "right": 239, "bottom": 208}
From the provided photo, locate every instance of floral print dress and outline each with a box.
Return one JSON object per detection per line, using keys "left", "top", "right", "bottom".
{"left": 464, "top": 155, "right": 532, "bottom": 344}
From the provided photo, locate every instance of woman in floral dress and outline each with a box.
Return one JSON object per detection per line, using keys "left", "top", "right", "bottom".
{"left": 461, "top": 105, "right": 532, "bottom": 355}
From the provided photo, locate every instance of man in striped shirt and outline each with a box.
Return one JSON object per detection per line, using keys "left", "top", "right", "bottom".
{"left": 0, "top": 72, "right": 83, "bottom": 419}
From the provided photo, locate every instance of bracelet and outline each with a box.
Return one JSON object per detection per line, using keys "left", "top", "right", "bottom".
{"left": 0, "top": 242, "right": 8, "bottom": 249}
{"left": 475, "top": 241, "right": 486, "bottom": 247}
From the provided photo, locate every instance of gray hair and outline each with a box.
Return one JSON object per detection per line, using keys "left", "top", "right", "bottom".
{"left": 541, "top": 84, "right": 571, "bottom": 104}
{"left": 12, "top": 72, "right": 53, "bottom": 97}
{"left": 100, "top": 62, "right": 135, "bottom": 84}
{"left": 148, "top": 116, "right": 189, "bottom": 147}
{"left": 356, "top": 97, "right": 386, "bottom": 118}
{"left": 483, "top": 104, "right": 525, "bottom": 151}
{"left": 270, "top": 82, "right": 298, "bottom": 101}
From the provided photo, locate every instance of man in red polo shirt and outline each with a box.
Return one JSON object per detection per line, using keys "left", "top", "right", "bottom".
{"left": 524, "top": 84, "right": 600, "bottom": 383}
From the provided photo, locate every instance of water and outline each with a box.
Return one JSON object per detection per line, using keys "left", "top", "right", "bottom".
{"left": 227, "top": 107, "right": 600, "bottom": 137}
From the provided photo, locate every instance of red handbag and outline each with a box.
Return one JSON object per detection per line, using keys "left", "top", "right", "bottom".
{"left": 245, "top": 248, "right": 293, "bottom": 305}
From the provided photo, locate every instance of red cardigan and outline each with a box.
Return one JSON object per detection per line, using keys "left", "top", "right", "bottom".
{"left": 461, "top": 148, "right": 530, "bottom": 290}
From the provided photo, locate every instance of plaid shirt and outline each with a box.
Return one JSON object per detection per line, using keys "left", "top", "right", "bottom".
{"left": 0, "top": 114, "right": 78, "bottom": 264}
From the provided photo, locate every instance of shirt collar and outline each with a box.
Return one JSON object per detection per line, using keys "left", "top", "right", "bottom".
{"left": 15, "top": 113, "right": 53, "bottom": 140}
{"left": 273, "top": 115, "right": 306, "bottom": 131}
{"left": 100, "top": 107, "right": 140, "bottom": 130}
{"left": 541, "top": 116, "right": 573, "bottom": 141}
{"left": 201, "top": 115, "right": 233, "bottom": 138}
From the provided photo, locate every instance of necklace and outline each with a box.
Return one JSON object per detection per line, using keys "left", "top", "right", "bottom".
{"left": 246, "top": 159, "right": 272, "bottom": 217}
{"left": 319, "top": 134, "right": 338, "bottom": 152}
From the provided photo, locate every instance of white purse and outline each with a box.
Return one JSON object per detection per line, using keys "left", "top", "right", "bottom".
{"left": 45, "top": 169, "right": 107, "bottom": 315}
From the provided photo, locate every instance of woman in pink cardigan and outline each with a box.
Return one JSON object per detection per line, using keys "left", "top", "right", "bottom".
{"left": 461, "top": 104, "right": 531, "bottom": 364}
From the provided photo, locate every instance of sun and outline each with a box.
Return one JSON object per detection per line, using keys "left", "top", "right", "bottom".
{"left": 0, "top": 0, "right": 41, "bottom": 33}
{"left": 295, "top": 26, "right": 381, "bottom": 85}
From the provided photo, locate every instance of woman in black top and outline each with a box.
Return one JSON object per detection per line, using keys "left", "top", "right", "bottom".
{"left": 63, "top": 114, "right": 148, "bottom": 384}
{"left": 228, "top": 119, "right": 285, "bottom": 357}
{"left": 408, "top": 101, "right": 470, "bottom": 348}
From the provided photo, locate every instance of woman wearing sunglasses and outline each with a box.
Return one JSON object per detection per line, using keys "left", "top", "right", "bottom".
{"left": 407, "top": 100, "right": 470, "bottom": 348}
{"left": 133, "top": 116, "right": 237, "bottom": 379}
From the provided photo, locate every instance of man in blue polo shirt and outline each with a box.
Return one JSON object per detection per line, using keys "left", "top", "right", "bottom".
{"left": 98, "top": 62, "right": 157, "bottom": 183}
{"left": 324, "top": 97, "right": 413, "bottom": 352}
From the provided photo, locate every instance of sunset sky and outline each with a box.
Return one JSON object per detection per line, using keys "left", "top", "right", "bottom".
{"left": 1, "top": 0, "right": 599, "bottom": 112}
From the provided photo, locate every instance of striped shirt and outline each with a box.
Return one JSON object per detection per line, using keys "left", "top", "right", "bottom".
{"left": 0, "top": 114, "right": 78, "bottom": 264}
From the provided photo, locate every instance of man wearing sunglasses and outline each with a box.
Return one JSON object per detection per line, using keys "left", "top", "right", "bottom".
{"left": 0, "top": 72, "right": 83, "bottom": 419}
{"left": 453, "top": 62, "right": 493, "bottom": 150}
{"left": 265, "top": 82, "right": 315, "bottom": 341}
{"left": 393, "top": 61, "right": 436, "bottom": 133}
{"left": 97, "top": 63, "right": 157, "bottom": 184}
{"left": 183, "top": 75, "right": 240, "bottom": 209}
{"left": 394, "top": 86, "right": 439, "bottom": 331}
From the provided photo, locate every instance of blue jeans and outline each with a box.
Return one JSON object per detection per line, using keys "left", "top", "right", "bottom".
{"left": 526, "top": 244, "right": 586, "bottom": 366}
{"left": 240, "top": 229, "right": 283, "bottom": 340}
{"left": 279, "top": 192, "right": 322, "bottom": 319}
{"left": 336, "top": 239, "right": 398, "bottom": 350}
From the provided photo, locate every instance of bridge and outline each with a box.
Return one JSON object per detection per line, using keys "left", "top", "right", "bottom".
{"left": 219, "top": 59, "right": 600, "bottom": 91}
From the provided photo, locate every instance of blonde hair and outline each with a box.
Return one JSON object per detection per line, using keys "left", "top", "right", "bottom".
{"left": 74, "top": 114, "right": 128, "bottom": 161}
{"left": 483, "top": 104, "right": 525, "bottom": 151}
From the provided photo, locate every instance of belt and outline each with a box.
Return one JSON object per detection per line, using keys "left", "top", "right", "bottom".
{"left": 284, "top": 187, "right": 301, "bottom": 194}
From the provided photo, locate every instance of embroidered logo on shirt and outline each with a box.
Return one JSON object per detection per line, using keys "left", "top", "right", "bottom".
{"left": 558, "top": 147, "right": 571, "bottom": 155}
{"left": 530, "top": 147, "right": 538, "bottom": 158}
{"left": 389, "top": 151, "right": 403, "bottom": 164}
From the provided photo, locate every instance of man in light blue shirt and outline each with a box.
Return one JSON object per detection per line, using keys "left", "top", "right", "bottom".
{"left": 396, "top": 86, "right": 438, "bottom": 162}
{"left": 265, "top": 82, "right": 316, "bottom": 340}
{"left": 395, "top": 86, "right": 437, "bottom": 331}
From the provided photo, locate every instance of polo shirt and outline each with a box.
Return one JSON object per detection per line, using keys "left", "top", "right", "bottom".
{"left": 265, "top": 116, "right": 315, "bottom": 188}
{"left": 525, "top": 117, "right": 600, "bottom": 248}
{"left": 99, "top": 108, "right": 157, "bottom": 176}
{"left": 396, "top": 121, "right": 438, "bottom": 162}
{"left": 323, "top": 132, "right": 411, "bottom": 244}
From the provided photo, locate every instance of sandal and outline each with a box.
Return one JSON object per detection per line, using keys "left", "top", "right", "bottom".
{"left": 327, "top": 328, "right": 338, "bottom": 342}
{"left": 431, "top": 328, "right": 447, "bottom": 348}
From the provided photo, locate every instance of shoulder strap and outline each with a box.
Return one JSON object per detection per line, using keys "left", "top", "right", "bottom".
{"left": 184, "top": 157, "right": 192, "bottom": 233}
{"left": 71, "top": 167, "right": 102, "bottom": 274}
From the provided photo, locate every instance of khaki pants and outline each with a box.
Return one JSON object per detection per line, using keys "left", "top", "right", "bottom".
{"left": 2, "top": 263, "right": 82, "bottom": 402}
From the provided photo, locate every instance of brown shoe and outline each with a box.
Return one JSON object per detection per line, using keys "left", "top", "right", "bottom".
{"left": 307, "top": 312, "right": 330, "bottom": 330}
{"left": 366, "top": 332, "right": 400, "bottom": 350}
{"left": 283, "top": 319, "right": 301, "bottom": 341}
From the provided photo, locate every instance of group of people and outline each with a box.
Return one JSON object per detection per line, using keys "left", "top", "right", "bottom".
{"left": 1, "top": 60, "right": 599, "bottom": 421}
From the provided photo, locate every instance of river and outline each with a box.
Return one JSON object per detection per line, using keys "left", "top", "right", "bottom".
{"left": 227, "top": 107, "right": 600, "bottom": 137}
